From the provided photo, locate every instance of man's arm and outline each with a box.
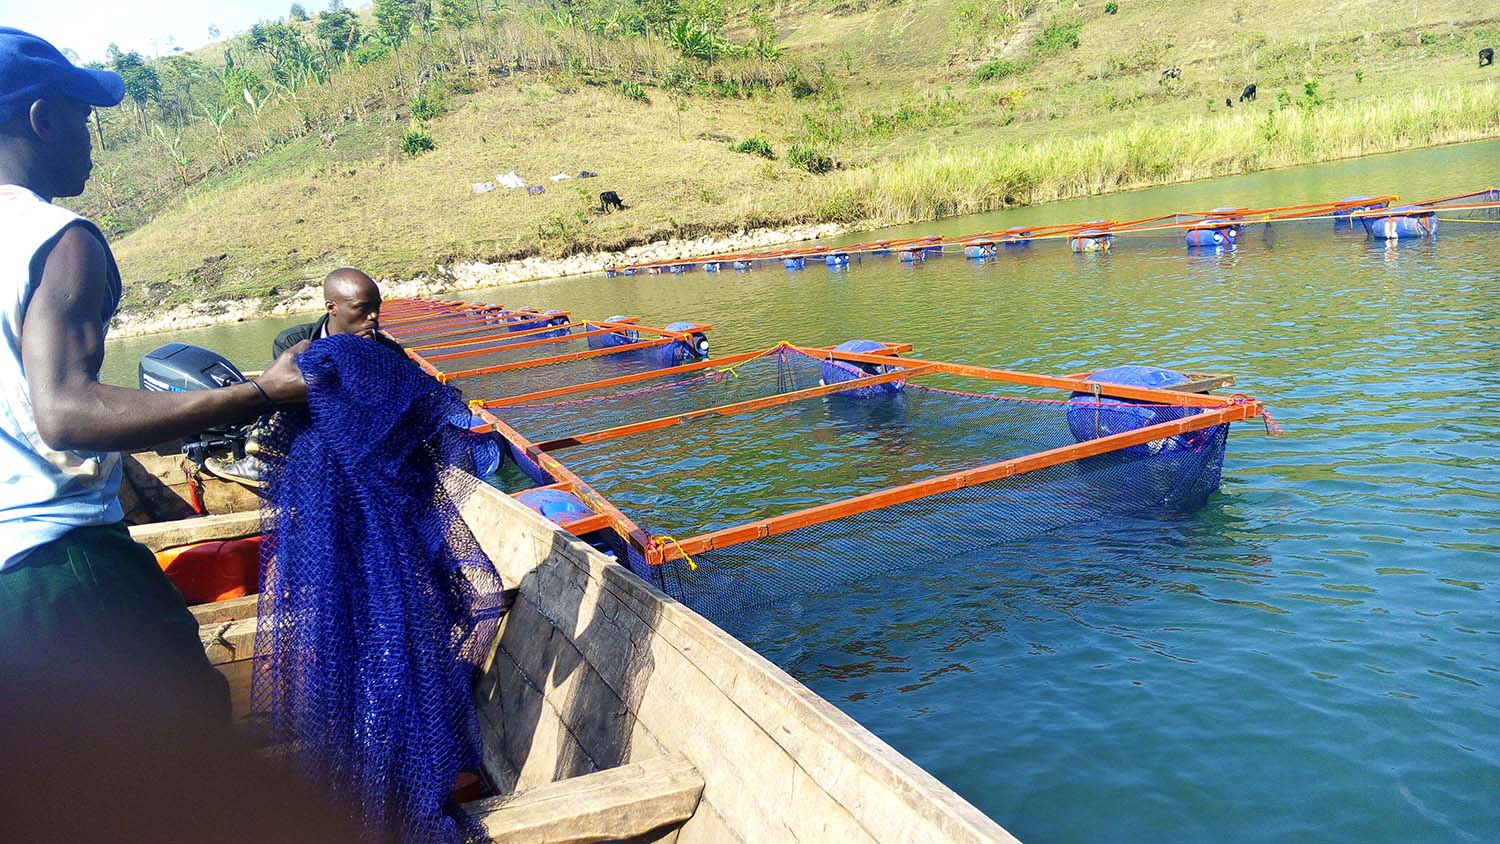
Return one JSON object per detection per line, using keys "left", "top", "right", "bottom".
{"left": 22, "top": 226, "right": 307, "bottom": 453}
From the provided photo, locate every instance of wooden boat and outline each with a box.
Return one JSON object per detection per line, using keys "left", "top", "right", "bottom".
{"left": 125, "top": 455, "right": 1021, "bottom": 843}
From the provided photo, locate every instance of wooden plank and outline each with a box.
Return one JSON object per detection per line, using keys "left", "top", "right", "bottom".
{"left": 444, "top": 338, "right": 672, "bottom": 381}
{"left": 1061, "top": 370, "right": 1237, "bottom": 394}
{"left": 199, "top": 616, "right": 257, "bottom": 665}
{"left": 412, "top": 317, "right": 635, "bottom": 352}
{"left": 462, "top": 752, "right": 703, "bottom": 844}
{"left": 480, "top": 349, "right": 767, "bottom": 409}
{"left": 129, "top": 509, "right": 262, "bottom": 552}
{"left": 793, "top": 345, "right": 1232, "bottom": 407}
{"left": 538, "top": 364, "right": 935, "bottom": 452}
{"left": 664, "top": 400, "right": 1257, "bottom": 560}
{"left": 423, "top": 325, "right": 622, "bottom": 364}
{"left": 190, "top": 593, "right": 260, "bottom": 624}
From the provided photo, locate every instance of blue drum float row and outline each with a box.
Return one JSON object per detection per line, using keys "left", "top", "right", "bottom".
{"left": 601, "top": 188, "right": 1499, "bottom": 277}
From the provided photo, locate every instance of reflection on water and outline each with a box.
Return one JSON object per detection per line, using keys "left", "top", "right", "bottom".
{"left": 104, "top": 140, "right": 1500, "bottom": 843}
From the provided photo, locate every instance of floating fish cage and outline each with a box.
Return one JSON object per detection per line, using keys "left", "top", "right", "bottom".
{"left": 392, "top": 298, "right": 1268, "bottom": 624}
{"left": 608, "top": 188, "right": 1500, "bottom": 277}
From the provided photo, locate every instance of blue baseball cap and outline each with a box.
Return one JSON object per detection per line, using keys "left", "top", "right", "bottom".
{"left": 0, "top": 27, "right": 123, "bottom": 123}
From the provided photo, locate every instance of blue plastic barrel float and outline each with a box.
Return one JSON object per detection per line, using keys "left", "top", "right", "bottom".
{"left": 733, "top": 260, "right": 754, "bottom": 271}
{"left": 450, "top": 411, "right": 502, "bottom": 476}
{"left": 513, "top": 487, "right": 594, "bottom": 526}
{"left": 506, "top": 309, "right": 568, "bottom": 336}
{"left": 963, "top": 240, "right": 995, "bottom": 259}
{"left": 998, "top": 227, "right": 1033, "bottom": 249}
{"left": 704, "top": 261, "right": 721, "bottom": 273}
{"left": 819, "top": 339, "right": 905, "bottom": 398}
{"left": 1185, "top": 209, "right": 1243, "bottom": 248}
{"left": 511, "top": 488, "right": 622, "bottom": 560}
{"left": 920, "top": 235, "right": 945, "bottom": 256}
{"left": 655, "top": 320, "right": 711, "bottom": 366}
{"left": 869, "top": 240, "right": 893, "bottom": 255}
{"left": 623, "top": 267, "right": 639, "bottom": 276}
{"left": 604, "top": 268, "right": 619, "bottom": 278}
{"left": 544, "top": 309, "right": 570, "bottom": 334}
{"left": 783, "top": 256, "right": 806, "bottom": 270}
{"left": 668, "top": 263, "right": 690, "bottom": 274}
{"left": 585, "top": 315, "right": 639, "bottom": 350}
{"left": 1069, "top": 222, "right": 1113, "bottom": 253}
{"left": 897, "top": 247, "right": 925, "bottom": 263}
{"left": 1065, "top": 366, "right": 1198, "bottom": 457}
{"left": 1333, "top": 195, "right": 1389, "bottom": 228}
{"left": 1360, "top": 206, "right": 1437, "bottom": 240}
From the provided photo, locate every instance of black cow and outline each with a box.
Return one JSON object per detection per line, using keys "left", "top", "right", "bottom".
{"left": 1159, "top": 66, "right": 1181, "bottom": 84}
{"left": 1239, "top": 83, "right": 1257, "bottom": 102}
{"left": 1225, "top": 98, "right": 1233, "bottom": 108}
{"left": 1482, "top": 48, "right": 1494, "bottom": 67}
{"left": 599, "top": 191, "right": 627, "bottom": 213}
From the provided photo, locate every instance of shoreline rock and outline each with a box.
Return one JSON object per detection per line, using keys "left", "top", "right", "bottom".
{"left": 107, "top": 222, "right": 847, "bottom": 340}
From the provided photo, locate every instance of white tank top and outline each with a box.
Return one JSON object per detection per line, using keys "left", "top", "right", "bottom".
{"left": 0, "top": 184, "right": 124, "bottom": 570}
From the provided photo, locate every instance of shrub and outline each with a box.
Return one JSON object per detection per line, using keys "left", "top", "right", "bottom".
{"left": 400, "top": 123, "right": 435, "bottom": 157}
{"left": 788, "top": 143, "right": 833, "bottom": 173}
{"left": 975, "top": 58, "right": 1028, "bottom": 82}
{"left": 353, "top": 44, "right": 390, "bottom": 66}
{"left": 618, "top": 79, "right": 649, "bottom": 102}
{"left": 1035, "top": 20, "right": 1082, "bottom": 55}
{"left": 1104, "top": 2, "right": 1118, "bottom": 12}
{"left": 1301, "top": 80, "right": 1324, "bottom": 110}
{"left": 731, "top": 135, "right": 776, "bottom": 158}
{"left": 408, "top": 80, "right": 448, "bottom": 122}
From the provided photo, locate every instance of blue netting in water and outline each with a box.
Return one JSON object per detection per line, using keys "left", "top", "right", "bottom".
{"left": 523, "top": 350, "right": 1230, "bottom": 619}
{"left": 449, "top": 345, "right": 690, "bottom": 402}
{"left": 254, "top": 334, "right": 506, "bottom": 844}
{"left": 493, "top": 351, "right": 813, "bottom": 442}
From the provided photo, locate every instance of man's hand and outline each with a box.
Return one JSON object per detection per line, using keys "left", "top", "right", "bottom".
{"left": 255, "top": 340, "right": 309, "bottom": 405}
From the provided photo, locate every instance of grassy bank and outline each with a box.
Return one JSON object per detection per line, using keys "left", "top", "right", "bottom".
{"left": 819, "top": 85, "right": 1500, "bottom": 223}
{"left": 80, "top": 0, "right": 1500, "bottom": 320}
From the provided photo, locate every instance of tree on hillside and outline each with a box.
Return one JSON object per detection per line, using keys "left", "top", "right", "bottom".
{"left": 436, "top": 0, "right": 475, "bottom": 28}
{"left": 216, "top": 47, "right": 267, "bottom": 112}
{"left": 374, "top": 0, "right": 417, "bottom": 47}
{"left": 107, "top": 45, "right": 161, "bottom": 129}
{"left": 249, "top": 20, "right": 324, "bottom": 86}
{"left": 316, "top": 8, "right": 362, "bottom": 62}
{"left": 290, "top": 3, "right": 309, "bottom": 20}
{"left": 158, "top": 54, "right": 208, "bottom": 126}
{"left": 638, "top": 0, "right": 680, "bottom": 35}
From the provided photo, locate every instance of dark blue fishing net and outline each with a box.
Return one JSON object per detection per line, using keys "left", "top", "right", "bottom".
{"left": 253, "top": 334, "right": 505, "bottom": 843}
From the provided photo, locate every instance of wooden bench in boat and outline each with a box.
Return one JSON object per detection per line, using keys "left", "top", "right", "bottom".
{"left": 464, "top": 752, "right": 703, "bottom": 844}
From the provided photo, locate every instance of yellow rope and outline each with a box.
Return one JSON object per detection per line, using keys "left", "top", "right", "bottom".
{"left": 1437, "top": 217, "right": 1500, "bottom": 224}
{"left": 653, "top": 535, "right": 698, "bottom": 570}
{"left": 718, "top": 341, "right": 792, "bottom": 379}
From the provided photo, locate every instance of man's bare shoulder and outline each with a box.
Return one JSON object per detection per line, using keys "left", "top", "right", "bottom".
{"left": 36, "top": 223, "right": 110, "bottom": 301}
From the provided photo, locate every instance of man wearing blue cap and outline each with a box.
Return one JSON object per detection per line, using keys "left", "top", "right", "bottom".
{"left": 0, "top": 28, "right": 307, "bottom": 713}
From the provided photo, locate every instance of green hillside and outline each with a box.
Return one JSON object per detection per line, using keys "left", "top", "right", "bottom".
{"left": 72, "top": 0, "right": 1500, "bottom": 319}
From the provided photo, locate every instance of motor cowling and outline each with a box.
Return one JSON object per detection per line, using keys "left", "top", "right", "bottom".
{"left": 139, "top": 343, "right": 246, "bottom": 392}
{"left": 138, "top": 343, "right": 249, "bottom": 461}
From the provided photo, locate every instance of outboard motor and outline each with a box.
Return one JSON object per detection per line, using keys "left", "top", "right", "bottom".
{"left": 139, "top": 343, "right": 249, "bottom": 461}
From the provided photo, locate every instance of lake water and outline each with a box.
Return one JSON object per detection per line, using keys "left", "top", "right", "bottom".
{"left": 105, "top": 140, "right": 1500, "bottom": 843}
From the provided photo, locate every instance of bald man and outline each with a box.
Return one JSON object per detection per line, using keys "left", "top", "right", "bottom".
{"left": 270, "top": 268, "right": 403, "bottom": 358}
